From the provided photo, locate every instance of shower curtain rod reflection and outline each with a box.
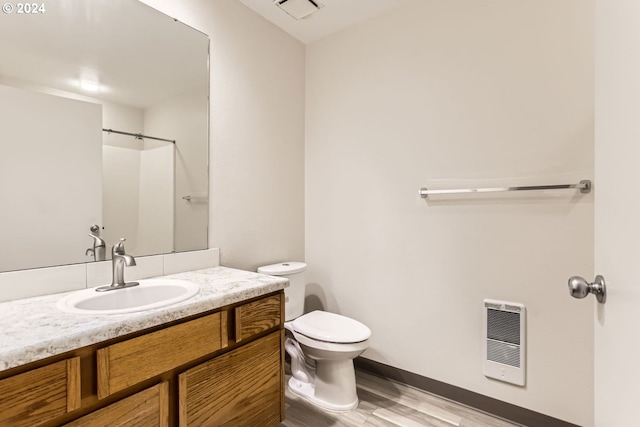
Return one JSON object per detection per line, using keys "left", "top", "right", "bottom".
{"left": 102, "top": 128, "right": 176, "bottom": 144}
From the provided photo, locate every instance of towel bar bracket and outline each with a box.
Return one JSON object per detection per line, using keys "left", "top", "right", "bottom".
{"left": 579, "top": 179, "right": 591, "bottom": 194}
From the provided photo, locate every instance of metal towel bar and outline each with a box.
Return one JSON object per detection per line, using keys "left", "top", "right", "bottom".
{"left": 419, "top": 180, "right": 591, "bottom": 199}
{"left": 182, "top": 195, "right": 208, "bottom": 202}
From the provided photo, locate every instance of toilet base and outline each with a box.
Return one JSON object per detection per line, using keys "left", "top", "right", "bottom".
{"left": 288, "top": 377, "right": 359, "bottom": 413}
{"left": 283, "top": 319, "right": 369, "bottom": 414}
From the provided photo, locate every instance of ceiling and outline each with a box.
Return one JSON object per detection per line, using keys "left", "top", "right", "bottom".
{"left": 0, "top": 0, "right": 411, "bottom": 108}
{"left": 238, "top": 0, "right": 417, "bottom": 44}
{"left": 0, "top": 0, "right": 208, "bottom": 109}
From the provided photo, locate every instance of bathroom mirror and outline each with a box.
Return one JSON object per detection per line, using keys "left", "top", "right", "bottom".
{"left": 0, "top": 0, "right": 209, "bottom": 272}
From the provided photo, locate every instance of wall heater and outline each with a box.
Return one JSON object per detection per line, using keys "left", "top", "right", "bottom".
{"left": 483, "top": 299, "right": 526, "bottom": 386}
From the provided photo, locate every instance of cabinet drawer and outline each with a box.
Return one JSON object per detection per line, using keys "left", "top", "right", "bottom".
{"left": 178, "top": 331, "right": 283, "bottom": 427}
{"left": 235, "top": 294, "right": 282, "bottom": 342}
{"left": 97, "top": 313, "right": 222, "bottom": 398}
{"left": 0, "top": 357, "right": 81, "bottom": 427}
{"left": 64, "top": 381, "right": 169, "bottom": 427}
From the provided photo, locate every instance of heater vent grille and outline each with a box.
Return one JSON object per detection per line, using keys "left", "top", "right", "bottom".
{"left": 487, "top": 339, "right": 520, "bottom": 367}
{"left": 483, "top": 299, "right": 525, "bottom": 386}
{"left": 487, "top": 309, "right": 520, "bottom": 345}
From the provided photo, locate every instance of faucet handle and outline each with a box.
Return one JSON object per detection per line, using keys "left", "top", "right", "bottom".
{"left": 112, "top": 238, "right": 127, "bottom": 255}
{"left": 88, "top": 233, "right": 106, "bottom": 248}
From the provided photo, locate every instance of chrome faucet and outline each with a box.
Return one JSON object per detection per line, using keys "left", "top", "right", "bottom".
{"left": 96, "top": 238, "right": 139, "bottom": 292}
{"left": 86, "top": 233, "right": 106, "bottom": 262}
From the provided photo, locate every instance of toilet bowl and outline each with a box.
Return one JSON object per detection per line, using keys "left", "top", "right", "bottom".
{"left": 257, "top": 262, "right": 371, "bottom": 413}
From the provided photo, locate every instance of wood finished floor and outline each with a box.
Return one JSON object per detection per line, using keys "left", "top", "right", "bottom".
{"left": 278, "top": 369, "right": 522, "bottom": 427}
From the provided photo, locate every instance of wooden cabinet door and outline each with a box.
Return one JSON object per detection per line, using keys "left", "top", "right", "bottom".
{"left": 0, "top": 357, "right": 80, "bottom": 427}
{"left": 179, "top": 331, "right": 283, "bottom": 427}
{"left": 63, "top": 382, "right": 169, "bottom": 427}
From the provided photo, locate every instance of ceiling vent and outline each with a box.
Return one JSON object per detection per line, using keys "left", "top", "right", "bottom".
{"left": 273, "top": 0, "right": 323, "bottom": 20}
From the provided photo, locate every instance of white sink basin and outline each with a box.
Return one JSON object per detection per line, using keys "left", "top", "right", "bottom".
{"left": 57, "top": 279, "right": 200, "bottom": 315}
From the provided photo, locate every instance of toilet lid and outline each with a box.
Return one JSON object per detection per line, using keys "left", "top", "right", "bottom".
{"left": 258, "top": 262, "right": 307, "bottom": 276}
{"left": 291, "top": 311, "right": 371, "bottom": 343}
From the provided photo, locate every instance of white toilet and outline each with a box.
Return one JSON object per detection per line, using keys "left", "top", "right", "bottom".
{"left": 257, "top": 262, "right": 371, "bottom": 412}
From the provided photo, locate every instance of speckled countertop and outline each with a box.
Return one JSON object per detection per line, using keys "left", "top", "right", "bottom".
{"left": 0, "top": 266, "right": 287, "bottom": 372}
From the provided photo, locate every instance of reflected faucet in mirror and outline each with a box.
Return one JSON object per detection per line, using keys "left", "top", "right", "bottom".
{"left": 96, "top": 238, "right": 139, "bottom": 292}
{"left": 86, "top": 225, "right": 106, "bottom": 262}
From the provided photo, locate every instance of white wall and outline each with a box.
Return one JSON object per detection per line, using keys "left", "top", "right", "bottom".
{"left": 305, "top": 1, "right": 594, "bottom": 425}
{"left": 140, "top": 0, "right": 306, "bottom": 271}
{"left": 0, "top": 85, "right": 102, "bottom": 271}
{"left": 594, "top": 1, "right": 640, "bottom": 426}
{"left": 102, "top": 101, "right": 145, "bottom": 150}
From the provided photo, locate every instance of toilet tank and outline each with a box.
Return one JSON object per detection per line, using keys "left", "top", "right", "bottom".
{"left": 257, "top": 262, "right": 306, "bottom": 321}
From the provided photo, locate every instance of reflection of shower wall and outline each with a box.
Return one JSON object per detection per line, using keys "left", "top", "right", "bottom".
{"left": 102, "top": 145, "right": 141, "bottom": 252}
{"left": 145, "top": 88, "right": 208, "bottom": 253}
{"left": 137, "top": 142, "right": 174, "bottom": 255}
{"left": 102, "top": 142, "right": 173, "bottom": 256}
{"left": 102, "top": 101, "right": 174, "bottom": 256}
{"left": 102, "top": 102, "right": 144, "bottom": 253}
{"left": 102, "top": 89, "right": 206, "bottom": 257}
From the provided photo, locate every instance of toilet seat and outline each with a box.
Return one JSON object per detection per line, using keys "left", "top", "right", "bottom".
{"left": 291, "top": 329, "right": 370, "bottom": 355}
{"left": 291, "top": 310, "right": 371, "bottom": 344}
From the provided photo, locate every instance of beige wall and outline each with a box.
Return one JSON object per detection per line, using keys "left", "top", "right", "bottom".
{"left": 305, "top": 1, "right": 594, "bottom": 425}
{"left": 139, "top": 0, "right": 596, "bottom": 423}
{"left": 140, "top": 0, "right": 306, "bottom": 271}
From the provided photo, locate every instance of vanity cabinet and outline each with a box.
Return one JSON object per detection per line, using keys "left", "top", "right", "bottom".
{"left": 0, "top": 291, "right": 284, "bottom": 427}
